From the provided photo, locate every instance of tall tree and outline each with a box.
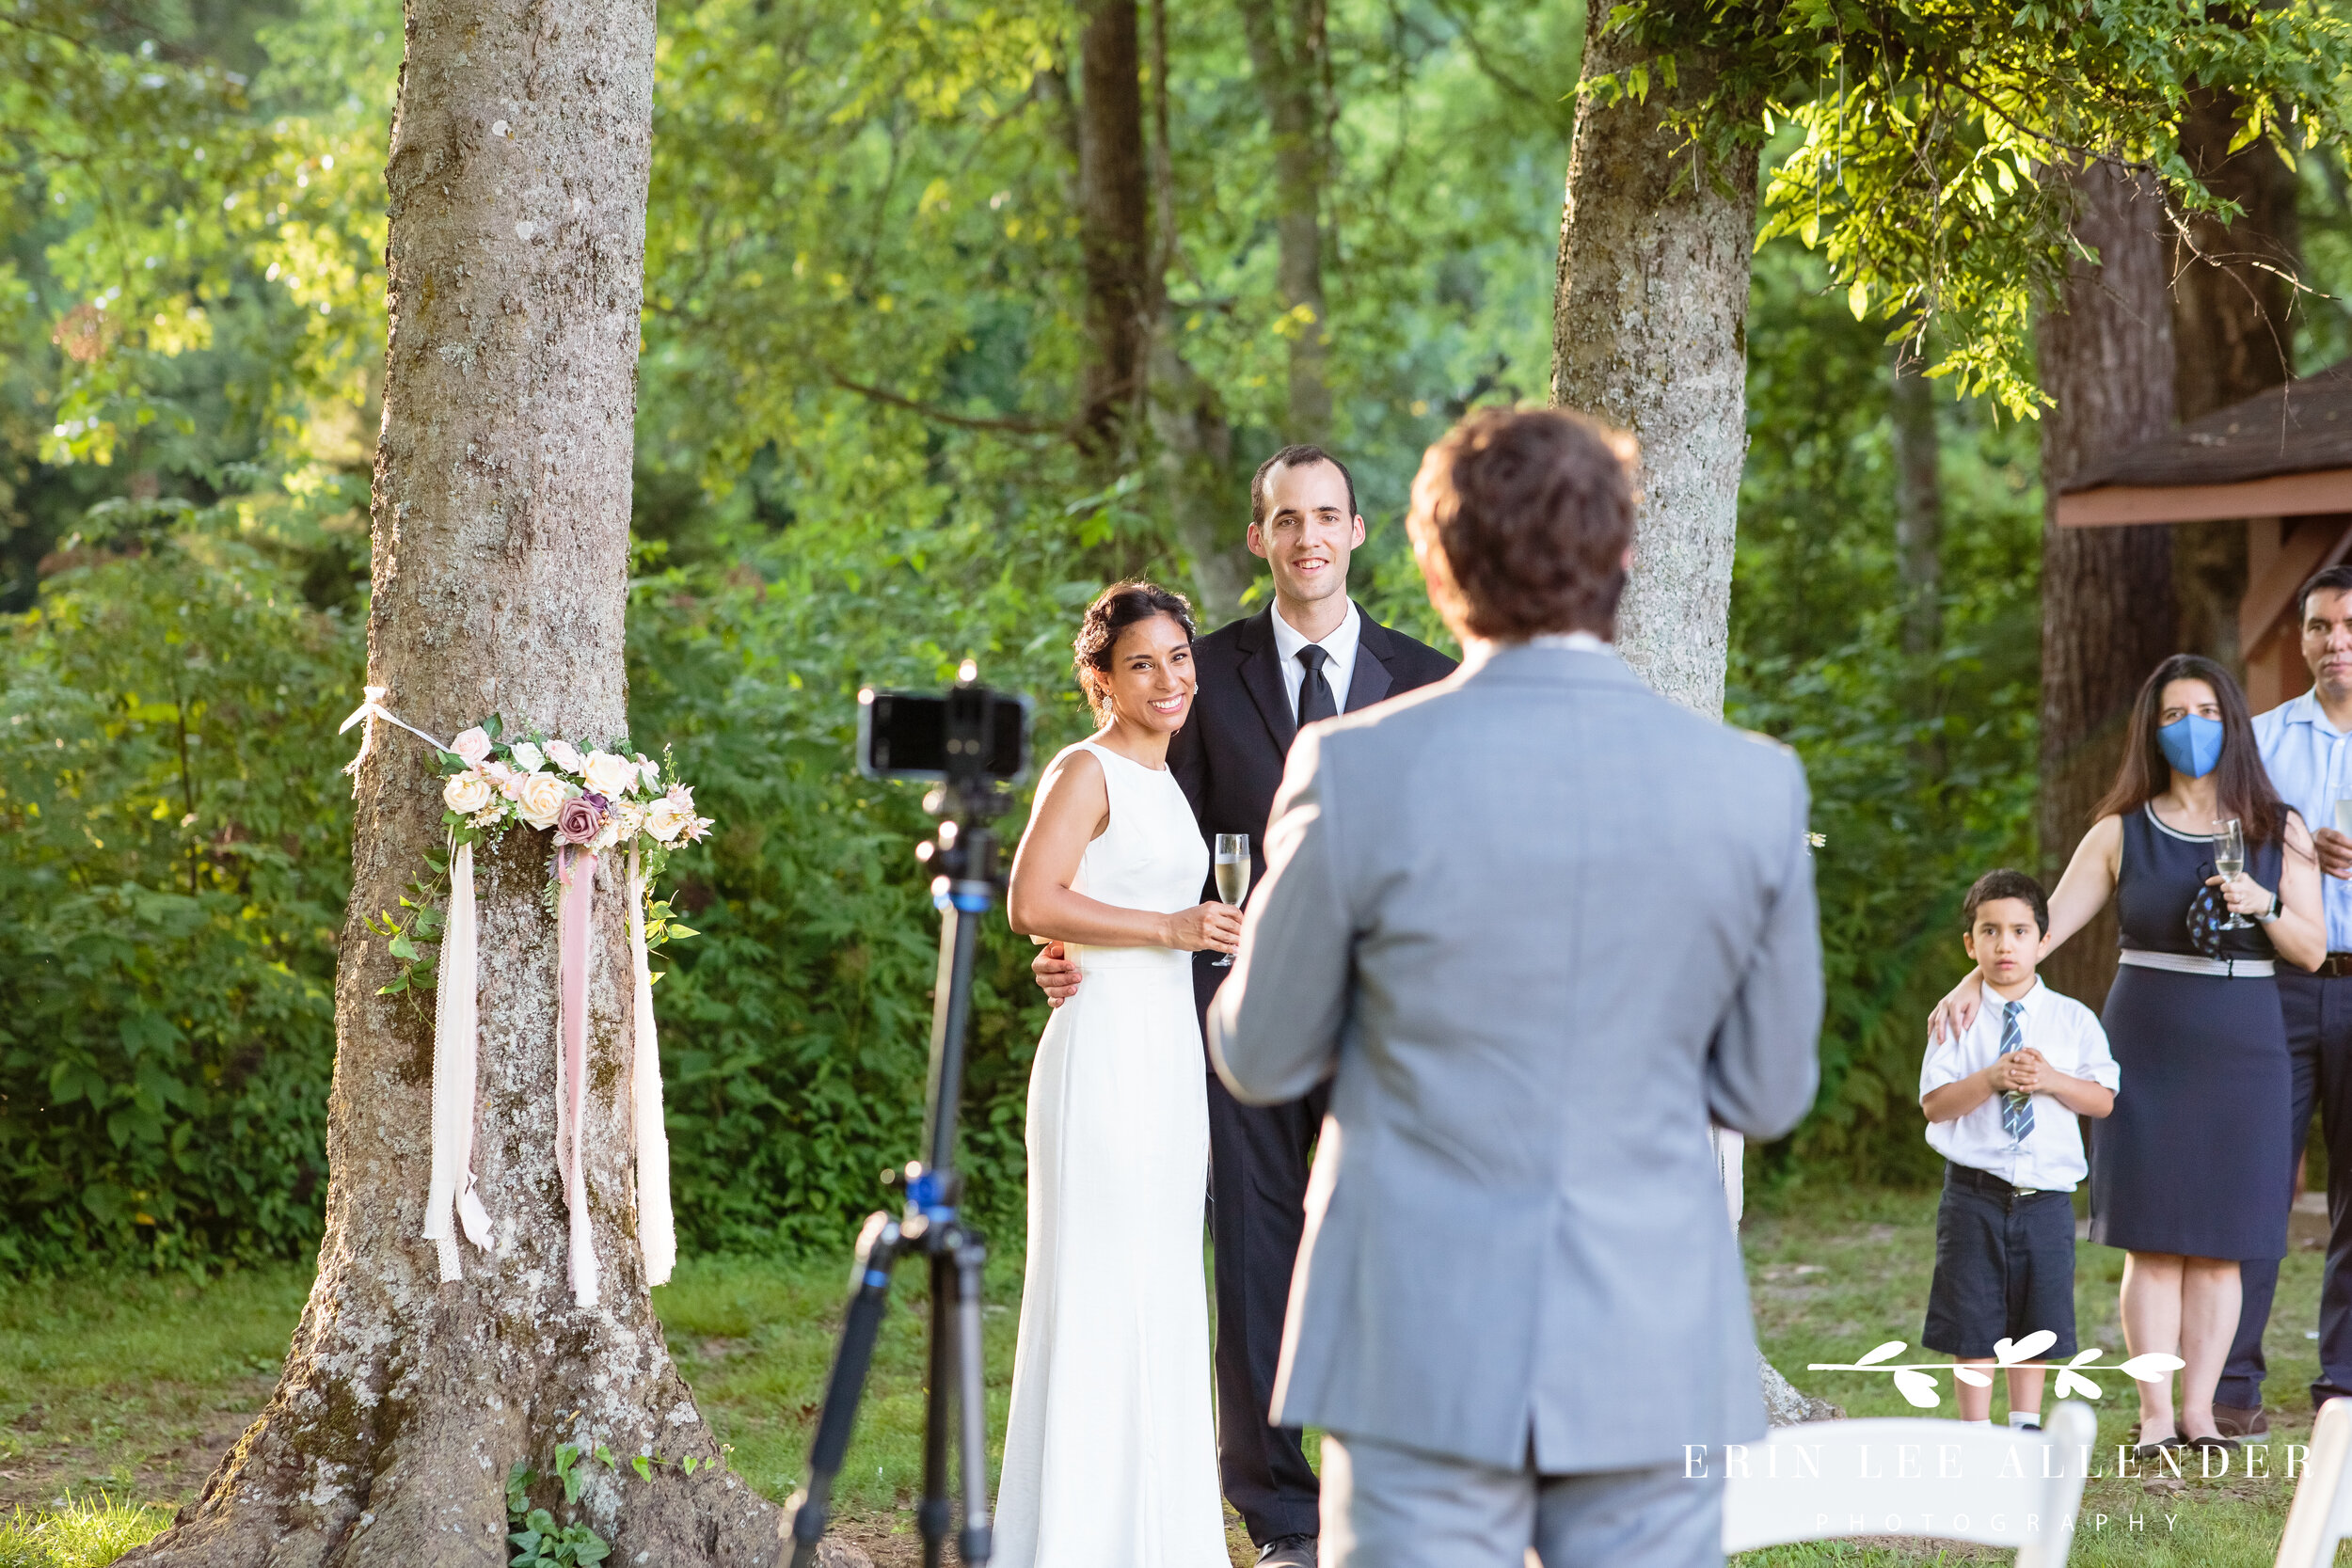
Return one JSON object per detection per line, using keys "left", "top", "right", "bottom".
{"left": 1552, "top": 9, "right": 1840, "bottom": 1428}
{"left": 125, "top": 0, "right": 784, "bottom": 1560}
{"left": 2033, "top": 165, "right": 2180, "bottom": 1011}
{"left": 1240, "top": 0, "right": 1334, "bottom": 444}
{"left": 2169, "top": 84, "right": 2303, "bottom": 667}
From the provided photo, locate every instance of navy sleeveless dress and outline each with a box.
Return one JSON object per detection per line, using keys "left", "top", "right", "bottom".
{"left": 2087, "top": 805, "right": 2292, "bottom": 1261}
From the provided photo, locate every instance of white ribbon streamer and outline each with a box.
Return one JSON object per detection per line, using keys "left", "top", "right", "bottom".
{"left": 421, "top": 839, "right": 493, "bottom": 1279}
{"left": 629, "top": 847, "right": 676, "bottom": 1287}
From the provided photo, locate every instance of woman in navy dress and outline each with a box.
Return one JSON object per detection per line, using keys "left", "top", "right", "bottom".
{"left": 1935, "top": 655, "right": 2324, "bottom": 1452}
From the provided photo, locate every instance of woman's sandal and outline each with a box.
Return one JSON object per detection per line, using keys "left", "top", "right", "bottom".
{"left": 2133, "top": 1433, "right": 2188, "bottom": 1461}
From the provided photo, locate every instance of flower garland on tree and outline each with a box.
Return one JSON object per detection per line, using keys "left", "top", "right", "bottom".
{"left": 341, "top": 689, "right": 712, "bottom": 1307}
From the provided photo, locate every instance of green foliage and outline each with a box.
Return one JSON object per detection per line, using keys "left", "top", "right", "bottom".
{"left": 1597, "top": 0, "right": 2352, "bottom": 416}
{"left": 0, "top": 511, "right": 358, "bottom": 1267}
{"left": 504, "top": 1459, "right": 611, "bottom": 1568}
{"left": 1730, "top": 240, "right": 2042, "bottom": 1184}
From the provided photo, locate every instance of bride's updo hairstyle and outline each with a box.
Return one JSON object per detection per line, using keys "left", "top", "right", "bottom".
{"left": 1073, "top": 580, "right": 1196, "bottom": 722}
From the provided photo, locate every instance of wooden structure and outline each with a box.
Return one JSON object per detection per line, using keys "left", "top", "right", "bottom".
{"left": 2058, "top": 357, "right": 2352, "bottom": 708}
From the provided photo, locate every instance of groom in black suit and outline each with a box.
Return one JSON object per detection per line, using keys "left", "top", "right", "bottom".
{"left": 1035, "top": 445, "right": 1454, "bottom": 1568}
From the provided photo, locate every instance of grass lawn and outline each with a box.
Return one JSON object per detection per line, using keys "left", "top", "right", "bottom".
{"left": 0, "top": 1184, "right": 2339, "bottom": 1565}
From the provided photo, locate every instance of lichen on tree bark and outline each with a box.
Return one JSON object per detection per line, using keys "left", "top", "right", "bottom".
{"left": 121, "top": 0, "right": 796, "bottom": 1562}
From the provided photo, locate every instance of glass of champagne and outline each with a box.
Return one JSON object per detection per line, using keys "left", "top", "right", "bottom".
{"left": 2215, "top": 817, "right": 2251, "bottom": 930}
{"left": 1211, "top": 833, "right": 1250, "bottom": 968}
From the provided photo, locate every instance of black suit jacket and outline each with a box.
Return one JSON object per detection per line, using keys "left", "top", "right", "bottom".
{"left": 1169, "top": 605, "right": 1456, "bottom": 1016}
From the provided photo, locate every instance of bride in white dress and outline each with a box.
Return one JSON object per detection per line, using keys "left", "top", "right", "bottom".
{"left": 997, "top": 581, "right": 1243, "bottom": 1568}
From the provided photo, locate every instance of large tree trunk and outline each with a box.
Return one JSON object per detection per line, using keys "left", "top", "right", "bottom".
{"left": 2035, "top": 164, "right": 2180, "bottom": 1011}
{"left": 2169, "top": 85, "right": 2301, "bottom": 669}
{"left": 125, "top": 1, "right": 788, "bottom": 1562}
{"left": 1552, "top": 11, "right": 1836, "bottom": 1429}
{"left": 1075, "top": 0, "right": 1152, "bottom": 462}
{"left": 1239, "top": 0, "right": 1333, "bottom": 443}
{"left": 1551, "top": 21, "right": 1754, "bottom": 721}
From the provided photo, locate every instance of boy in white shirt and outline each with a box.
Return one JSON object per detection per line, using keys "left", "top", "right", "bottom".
{"left": 1920, "top": 869, "right": 2120, "bottom": 1429}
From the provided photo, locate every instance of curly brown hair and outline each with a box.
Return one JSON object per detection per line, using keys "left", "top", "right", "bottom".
{"left": 1411, "top": 407, "right": 1637, "bottom": 640}
{"left": 1073, "top": 580, "right": 1196, "bottom": 721}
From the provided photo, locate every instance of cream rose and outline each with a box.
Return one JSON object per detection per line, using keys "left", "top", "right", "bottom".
{"left": 451, "top": 726, "right": 493, "bottom": 767}
{"left": 644, "top": 797, "right": 691, "bottom": 844}
{"left": 513, "top": 770, "right": 573, "bottom": 830}
{"left": 544, "top": 738, "right": 585, "bottom": 774}
{"left": 508, "top": 740, "right": 547, "bottom": 774}
{"left": 443, "top": 768, "right": 496, "bottom": 816}
{"left": 583, "top": 750, "right": 638, "bottom": 798}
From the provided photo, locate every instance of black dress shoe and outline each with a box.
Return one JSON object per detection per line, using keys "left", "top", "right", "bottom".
{"left": 1256, "top": 1535, "right": 1317, "bottom": 1568}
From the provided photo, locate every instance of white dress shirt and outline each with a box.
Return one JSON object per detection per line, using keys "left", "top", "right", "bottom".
{"left": 1270, "top": 598, "right": 1363, "bottom": 719}
{"left": 2253, "top": 689, "right": 2352, "bottom": 952}
{"left": 1917, "top": 978, "right": 2118, "bottom": 1192}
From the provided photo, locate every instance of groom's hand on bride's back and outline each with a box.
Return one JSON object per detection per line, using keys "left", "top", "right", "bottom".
{"left": 1032, "top": 941, "right": 1082, "bottom": 1007}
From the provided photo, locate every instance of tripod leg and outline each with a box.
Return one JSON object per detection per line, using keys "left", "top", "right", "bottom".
{"left": 954, "top": 1231, "right": 993, "bottom": 1566}
{"left": 789, "top": 1214, "right": 901, "bottom": 1568}
{"left": 918, "top": 1246, "right": 954, "bottom": 1568}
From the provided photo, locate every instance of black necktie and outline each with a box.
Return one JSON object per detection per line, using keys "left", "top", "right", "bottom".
{"left": 1296, "top": 644, "right": 1338, "bottom": 729}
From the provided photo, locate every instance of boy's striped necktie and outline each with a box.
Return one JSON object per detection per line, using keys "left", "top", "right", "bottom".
{"left": 1998, "top": 998, "right": 2034, "bottom": 1141}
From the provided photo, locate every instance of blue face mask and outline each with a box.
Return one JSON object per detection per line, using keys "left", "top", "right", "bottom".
{"left": 2158, "top": 713, "right": 2225, "bottom": 779}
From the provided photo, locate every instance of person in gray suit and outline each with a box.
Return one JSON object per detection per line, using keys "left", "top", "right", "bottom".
{"left": 1206, "top": 407, "right": 1824, "bottom": 1568}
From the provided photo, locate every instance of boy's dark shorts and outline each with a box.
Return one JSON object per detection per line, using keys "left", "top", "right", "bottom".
{"left": 1922, "top": 1161, "right": 2079, "bottom": 1358}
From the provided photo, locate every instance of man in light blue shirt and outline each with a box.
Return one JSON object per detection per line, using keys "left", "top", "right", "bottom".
{"left": 2224, "top": 562, "right": 2352, "bottom": 1435}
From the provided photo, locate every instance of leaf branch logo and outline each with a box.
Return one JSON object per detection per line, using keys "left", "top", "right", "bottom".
{"left": 1808, "top": 1333, "right": 2186, "bottom": 1408}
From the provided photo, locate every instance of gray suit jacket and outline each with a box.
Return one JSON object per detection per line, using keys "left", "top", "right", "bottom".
{"left": 1207, "top": 643, "right": 1822, "bottom": 1474}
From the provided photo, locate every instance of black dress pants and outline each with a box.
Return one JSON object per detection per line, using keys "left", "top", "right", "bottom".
{"left": 1206, "top": 1068, "right": 1330, "bottom": 1545}
{"left": 2220, "top": 969, "right": 2352, "bottom": 1409}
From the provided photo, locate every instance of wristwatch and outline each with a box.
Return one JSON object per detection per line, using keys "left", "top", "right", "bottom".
{"left": 2256, "top": 888, "right": 2282, "bottom": 924}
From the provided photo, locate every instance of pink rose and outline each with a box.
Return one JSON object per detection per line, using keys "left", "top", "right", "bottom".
{"left": 555, "top": 793, "right": 607, "bottom": 847}
{"left": 451, "top": 726, "right": 493, "bottom": 767}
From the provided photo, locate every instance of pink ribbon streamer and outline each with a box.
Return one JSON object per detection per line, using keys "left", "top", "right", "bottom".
{"left": 555, "top": 845, "right": 601, "bottom": 1307}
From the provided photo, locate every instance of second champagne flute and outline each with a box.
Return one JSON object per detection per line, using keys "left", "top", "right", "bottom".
{"left": 1211, "top": 833, "right": 1250, "bottom": 968}
{"left": 2215, "top": 816, "right": 2250, "bottom": 930}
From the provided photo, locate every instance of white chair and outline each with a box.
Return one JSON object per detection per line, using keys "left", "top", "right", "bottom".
{"left": 1720, "top": 1400, "right": 2095, "bottom": 1567}
{"left": 2274, "top": 1396, "right": 2352, "bottom": 1568}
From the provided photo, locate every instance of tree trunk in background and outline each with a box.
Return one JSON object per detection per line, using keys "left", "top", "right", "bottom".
{"left": 1240, "top": 0, "right": 1333, "bottom": 443}
{"left": 1891, "top": 342, "right": 1947, "bottom": 775}
{"left": 1147, "top": 0, "right": 1249, "bottom": 624}
{"left": 1552, "top": 11, "right": 1837, "bottom": 1428}
{"left": 1891, "top": 346, "right": 1944, "bottom": 662}
{"left": 2036, "top": 164, "right": 2180, "bottom": 1013}
{"left": 2169, "top": 85, "right": 2302, "bottom": 669}
{"left": 1076, "top": 0, "right": 1152, "bottom": 463}
{"left": 1551, "top": 17, "right": 1755, "bottom": 720}
{"left": 127, "top": 1, "right": 790, "bottom": 1562}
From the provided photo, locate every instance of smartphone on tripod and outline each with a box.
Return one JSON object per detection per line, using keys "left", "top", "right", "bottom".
{"left": 788, "top": 670, "right": 1027, "bottom": 1568}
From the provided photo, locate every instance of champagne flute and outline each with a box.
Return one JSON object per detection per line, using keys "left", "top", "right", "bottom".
{"left": 1211, "top": 833, "right": 1249, "bottom": 968}
{"left": 2215, "top": 816, "right": 2250, "bottom": 930}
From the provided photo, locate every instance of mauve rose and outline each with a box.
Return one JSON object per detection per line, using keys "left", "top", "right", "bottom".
{"left": 583, "top": 750, "right": 638, "bottom": 798}
{"left": 555, "top": 793, "right": 607, "bottom": 846}
{"left": 451, "top": 726, "right": 493, "bottom": 767}
{"left": 443, "top": 769, "right": 495, "bottom": 816}
{"left": 512, "top": 770, "right": 571, "bottom": 830}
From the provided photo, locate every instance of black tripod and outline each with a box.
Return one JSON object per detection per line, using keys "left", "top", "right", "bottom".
{"left": 787, "top": 762, "right": 1006, "bottom": 1568}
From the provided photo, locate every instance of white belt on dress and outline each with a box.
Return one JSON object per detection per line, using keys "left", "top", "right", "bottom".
{"left": 2117, "top": 948, "right": 2276, "bottom": 978}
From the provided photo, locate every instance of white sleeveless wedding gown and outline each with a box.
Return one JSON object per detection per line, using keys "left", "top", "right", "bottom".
{"left": 993, "top": 739, "right": 1230, "bottom": 1568}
